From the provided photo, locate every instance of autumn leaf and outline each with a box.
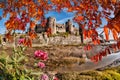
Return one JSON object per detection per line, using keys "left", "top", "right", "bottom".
{"left": 88, "top": 21, "right": 92, "bottom": 26}
{"left": 113, "top": 24, "right": 120, "bottom": 33}
{"left": 0, "top": 2, "right": 4, "bottom": 8}
{"left": 30, "top": 21, "right": 36, "bottom": 29}
{"left": 111, "top": 28, "right": 118, "bottom": 40}
{"left": 74, "top": 16, "right": 84, "bottom": 22}
{"left": 111, "top": 0, "right": 117, "bottom": 3}
{"left": 83, "top": 30, "right": 88, "bottom": 39}
{"left": 5, "top": 32, "right": 13, "bottom": 42}
{"left": 84, "top": 44, "right": 92, "bottom": 50}
{"left": 23, "top": 37, "right": 32, "bottom": 47}
{"left": 67, "top": 8, "right": 73, "bottom": 12}
{"left": 105, "top": 48, "right": 111, "bottom": 54}
{"left": 87, "top": 29, "right": 93, "bottom": 38}
{"left": 28, "top": 31, "right": 37, "bottom": 40}
{"left": 104, "top": 26, "right": 109, "bottom": 41}
{"left": 93, "top": 39, "right": 100, "bottom": 45}
{"left": 25, "top": 17, "right": 30, "bottom": 23}
{"left": 79, "top": 4, "right": 84, "bottom": 9}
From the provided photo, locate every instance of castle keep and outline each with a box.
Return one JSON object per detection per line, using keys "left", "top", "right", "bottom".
{"left": 35, "top": 17, "right": 79, "bottom": 34}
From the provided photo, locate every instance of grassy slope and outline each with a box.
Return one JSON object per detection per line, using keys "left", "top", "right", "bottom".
{"left": 56, "top": 66, "right": 120, "bottom": 80}
{"left": 1, "top": 46, "right": 120, "bottom": 80}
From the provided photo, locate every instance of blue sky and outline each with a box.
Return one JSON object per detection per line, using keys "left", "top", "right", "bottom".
{"left": 0, "top": 9, "right": 7, "bottom": 34}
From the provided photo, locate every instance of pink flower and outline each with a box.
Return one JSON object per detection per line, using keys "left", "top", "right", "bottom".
{"left": 41, "top": 74, "right": 49, "bottom": 80}
{"left": 18, "top": 38, "right": 24, "bottom": 44}
{"left": 34, "top": 50, "right": 48, "bottom": 60}
{"left": 37, "top": 62, "right": 45, "bottom": 68}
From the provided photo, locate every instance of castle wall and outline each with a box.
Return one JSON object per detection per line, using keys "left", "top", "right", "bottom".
{"left": 33, "top": 35, "right": 91, "bottom": 45}
{"left": 56, "top": 24, "right": 66, "bottom": 33}
{"left": 35, "top": 17, "right": 79, "bottom": 35}
{"left": 56, "top": 28, "right": 66, "bottom": 33}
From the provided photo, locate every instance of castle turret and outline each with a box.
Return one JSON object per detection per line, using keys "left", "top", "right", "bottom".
{"left": 47, "top": 17, "right": 56, "bottom": 34}
{"left": 65, "top": 19, "right": 74, "bottom": 34}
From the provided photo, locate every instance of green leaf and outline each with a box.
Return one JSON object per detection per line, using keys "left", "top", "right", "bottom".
{"left": 30, "top": 72, "right": 43, "bottom": 76}
{"left": 25, "top": 76, "right": 33, "bottom": 80}
{"left": 17, "top": 56, "right": 25, "bottom": 63}
{"left": 0, "top": 58, "right": 6, "bottom": 65}
{"left": 20, "top": 75, "right": 25, "bottom": 80}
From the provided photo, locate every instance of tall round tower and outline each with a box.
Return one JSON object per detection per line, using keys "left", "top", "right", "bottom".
{"left": 47, "top": 17, "right": 56, "bottom": 34}
{"left": 67, "top": 19, "right": 74, "bottom": 34}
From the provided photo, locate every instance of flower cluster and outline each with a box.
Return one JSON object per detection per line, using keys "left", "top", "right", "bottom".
{"left": 37, "top": 62, "right": 45, "bottom": 68}
{"left": 34, "top": 50, "right": 48, "bottom": 69}
{"left": 41, "top": 74, "right": 59, "bottom": 80}
{"left": 34, "top": 50, "right": 59, "bottom": 80}
{"left": 34, "top": 50, "right": 48, "bottom": 60}
{"left": 41, "top": 74, "right": 49, "bottom": 80}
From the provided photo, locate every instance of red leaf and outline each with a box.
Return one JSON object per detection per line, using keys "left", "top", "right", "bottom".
{"left": 84, "top": 44, "right": 92, "bottom": 50}
{"left": 74, "top": 16, "right": 84, "bottom": 22}
{"left": 111, "top": 28, "right": 118, "bottom": 40}
{"left": 30, "top": 21, "right": 36, "bottom": 29}
{"left": 104, "top": 26, "right": 109, "bottom": 41}
{"left": 105, "top": 48, "right": 111, "bottom": 54}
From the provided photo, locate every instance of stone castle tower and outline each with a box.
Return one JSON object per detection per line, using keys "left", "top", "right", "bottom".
{"left": 47, "top": 17, "right": 56, "bottom": 34}
{"left": 65, "top": 19, "right": 74, "bottom": 34}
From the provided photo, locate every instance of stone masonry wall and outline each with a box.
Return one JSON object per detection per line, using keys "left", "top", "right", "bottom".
{"left": 33, "top": 34, "right": 91, "bottom": 46}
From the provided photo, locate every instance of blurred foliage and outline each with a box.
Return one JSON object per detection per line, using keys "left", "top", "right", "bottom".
{"left": 0, "top": 46, "right": 41, "bottom": 80}
{"left": 56, "top": 66, "right": 120, "bottom": 80}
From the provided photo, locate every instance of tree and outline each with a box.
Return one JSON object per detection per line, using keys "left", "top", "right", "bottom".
{"left": 0, "top": 0, "right": 120, "bottom": 62}
{"left": 78, "top": 23, "right": 83, "bottom": 43}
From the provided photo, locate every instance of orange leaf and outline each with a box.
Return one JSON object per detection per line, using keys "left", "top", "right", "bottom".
{"left": 104, "top": 26, "right": 109, "bottom": 41}
{"left": 111, "top": 28, "right": 118, "bottom": 40}
{"left": 28, "top": 31, "right": 37, "bottom": 39}
{"left": 5, "top": 32, "right": 13, "bottom": 42}
{"left": 113, "top": 24, "right": 120, "bottom": 33}
{"left": 75, "top": 16, "right": 84, "bottom": 21}
{"left": 67, "top": 7, "right": 73, "bottom": 12}
{"left": 0, "top": 2, "right": 4, "bottom": 8}
{"left": 111, "top": 0, "right": 117, "bottom": 3}
{"left": 88, "top": 29, "right": 93, "bottom": 38}
{"left": 23, "top": 37, "right": 32, "bottom": 47}
{"left": 83, "top": 30, "right": 87, "bottom": 39}
{"left": 84, "top": 44, "right": 92, "bottom": 50}
{"left": 30, "top": 21, "right": 36, "bottom": 29}
{"left": 93, "top": 39, "right": 100, "bottom": 45}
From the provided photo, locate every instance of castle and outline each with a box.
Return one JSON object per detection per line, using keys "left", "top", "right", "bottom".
{"left": 35, "top": 17, "right": 79, "bottom": 35}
